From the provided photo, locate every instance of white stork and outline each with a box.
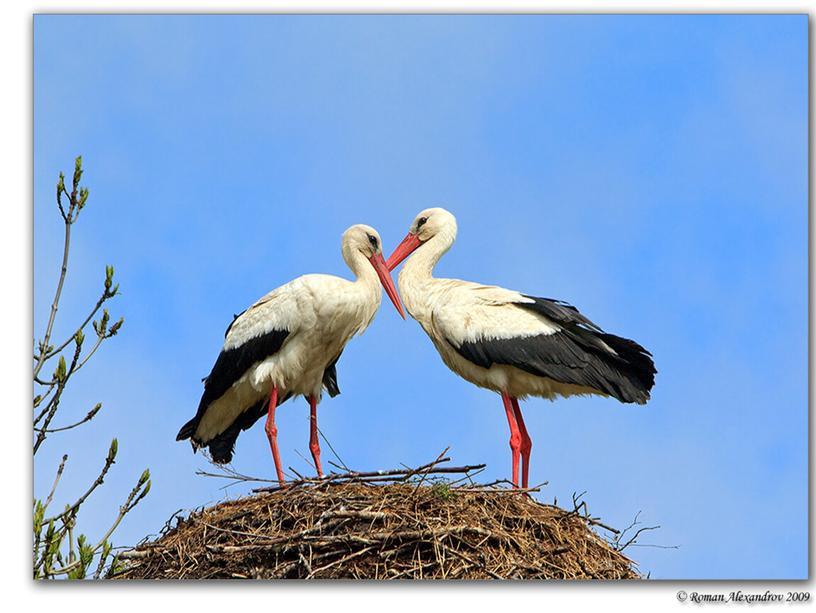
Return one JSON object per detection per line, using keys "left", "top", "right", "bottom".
{"left": 386, "top": 208, "right": 656, "bottom": 489}
{"left": 177, "top": 225, "right": 404, "bottom": 485}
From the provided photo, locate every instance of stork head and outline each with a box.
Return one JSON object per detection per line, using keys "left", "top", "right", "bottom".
{"left": 386, "top": 207, "right": 457, "bottom": 271}
{"left": 342, "top": 224, "right": 405, "bottom": 319}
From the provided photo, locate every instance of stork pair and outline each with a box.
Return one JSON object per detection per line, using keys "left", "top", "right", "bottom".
{"left": 177, "top": 208, "right": 656, "bottom": 489}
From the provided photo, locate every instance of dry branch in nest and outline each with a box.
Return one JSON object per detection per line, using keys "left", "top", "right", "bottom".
{"left": 112, "top": 455, "right": 640, "bottom": 580}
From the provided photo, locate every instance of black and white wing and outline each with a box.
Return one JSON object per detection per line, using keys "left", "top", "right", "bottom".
{"left": 432, "top": 282, "right": 655, "bottom": 404}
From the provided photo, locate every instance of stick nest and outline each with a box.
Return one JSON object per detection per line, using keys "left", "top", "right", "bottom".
{"left": 112, "top": 477, "right": 639, "bottom": 580}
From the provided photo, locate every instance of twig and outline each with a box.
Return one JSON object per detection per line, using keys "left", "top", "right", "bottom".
{"left": 613, "top": 511, "right": 661, "bottom": 552}
{"left": 33, "top": 195, "right": 74, "bottom": 379}
{"left": 617, "top": 524, "right": 661, "bottom": 552}
{"left": 251, "top": 462, "right": 487, "bottom": 493}
{"left": 411, "top": 447, "right": 450, "bottom": 496}
{"left": 39, "top": 403, "right": 102, "bottom": 433}
{"left": 317, "top": 426, "right": 349, "bottom": 472}
{"left": 43, "top": 454, "right": 68, "bottom": 509}
{"left": 42, "top": 440, "right": 117, "bottom": 525}
{"left": 41, "top": 292, "right": 110, "bottom": 364}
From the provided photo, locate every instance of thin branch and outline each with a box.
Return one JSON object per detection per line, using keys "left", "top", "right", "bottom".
{"left": 33, "top": 388, "right": 58, "bottom": 426}
{"left": 44, "top": 302, "right": 111, "bottom": 366}
{"left": 72, "top": 334, "right": 105, "bottom": 373}
{"left": 42, "top": 440, "right": 117, "bottom": 525}
{"left": 411, "top": 447, "right": 451, "bottom": 496}
{"left": 43, "top": 455, "right": 68, "bottom": 510}
{"left": 250, "top": 460, "right": 488, "bottom": 494}
{"left": 316, "top": 425, "right": 349, "bottom": 472}
{"left": 445, "top": 466, "right": 487, "bottom": 486}
{"left": 613, "top": 510, "right": 662, "bottom": 552}
{"left": 39, "top": 403, "right": 102, "bottom": 434}
{"left": 33, "top": 203, "right": 73, "bottom": 379}
{"left": 618, "top": 524, "right": 661, "bottom": 552}
{"left": 33, "top": 385, "right": 64, "bottom": 454}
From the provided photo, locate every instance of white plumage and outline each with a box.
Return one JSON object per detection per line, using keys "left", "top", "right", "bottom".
{"left": 178, "top": 224, "right": 403, "bottom": 484}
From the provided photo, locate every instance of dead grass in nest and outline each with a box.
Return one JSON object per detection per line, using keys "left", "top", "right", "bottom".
{"left": 111, "top": 478, "right": 640, "bottom": 580}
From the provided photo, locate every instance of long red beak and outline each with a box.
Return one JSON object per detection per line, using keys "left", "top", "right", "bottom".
{"left": 368, "top": 253, "right": 405, "bottom": 319}
{"left": 385, "top": 233, "right": 422, "bottom": 272}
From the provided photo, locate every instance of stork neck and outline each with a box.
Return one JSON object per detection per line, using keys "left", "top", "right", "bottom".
{"left": 401, "top": 229, "right": 455, "bottom": 280}
{"left": 346, "top": 249, "right": 380, "bottom": 289}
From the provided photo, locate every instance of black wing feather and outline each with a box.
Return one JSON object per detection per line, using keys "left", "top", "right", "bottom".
{"left": 451, "top": 295, "right": 656, "bottom": 404}
{"left": 206, "top": 349, "right": 344, "bottom": 463}
{"left": 176, "top": 327, "right": 290, "bottom": 444}
{"left": 205, "top": 391, "right": 294, "bottom": 464}
{"left": 322, "top": 350, "right": 343, "bottom": 398}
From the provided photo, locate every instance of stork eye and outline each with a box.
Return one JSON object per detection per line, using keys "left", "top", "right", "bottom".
{"left": 367, "top": 234, "right": 378, "bottom": 249}
{"left": 416, "top": 217, "right": 428, "bottom": 230}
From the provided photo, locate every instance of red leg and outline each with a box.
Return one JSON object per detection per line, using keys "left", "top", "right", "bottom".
{"left": 263, "top": 385, "right": 285, "bottom": 486}
{"left": 510, "top": 397, "right": 532, "bottom": 489}
{"left": 308, "top": 395, "right": 323, "bottom": 477}
{"left": 501, "top": 392, "right": 521, "bottom": 488}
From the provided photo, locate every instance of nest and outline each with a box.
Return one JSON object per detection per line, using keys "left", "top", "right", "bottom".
{"left": 112, "top": 459, "right": 640, "bottom": 580}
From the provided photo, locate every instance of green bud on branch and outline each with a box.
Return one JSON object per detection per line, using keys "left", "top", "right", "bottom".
{"left": 54, "top": 356, "right": 67, "bottom": 383}
{"left": 101, "top": 540, "right": 112, "bottom": 561}
{"left": 34, "top": 500, "right": 44, "bottom": 534}
{"left": 56, "top": 173, "right": 65, "bottom": 211}
{"left": 72, "top": 156, "right": 83, "bottom": 190}
{"left": 108, "top": 317, "right": 124, "bottom": 336}
{"left": 78, "top": 187, "right": 89, "bottom": 209}
{"left": 108, "top": 438, "right": 118, "bottom": 462}
{"left": 94, "top": 309, "right": 110, "bottom": 336}
{"left": 138, "top": 468, "right": 150, "bottom": 486}
{"left": 86, "top": 403, "right": 102, "bottom": 421}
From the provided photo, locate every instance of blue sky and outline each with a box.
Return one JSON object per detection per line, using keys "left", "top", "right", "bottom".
{"left": 33, "top": 15, "right": 807, "bottom": 579}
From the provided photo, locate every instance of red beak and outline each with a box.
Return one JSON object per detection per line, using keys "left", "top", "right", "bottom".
{"left": 368, "top": 253, "right": 405, "bottom": 319}
{"left": 385, "top": 232, "right": 422, "bottom": 272}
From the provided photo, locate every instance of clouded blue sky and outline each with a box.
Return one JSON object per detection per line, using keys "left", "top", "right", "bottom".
{"left": 34, "top": 14, "right": 807, "bottom": 579}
